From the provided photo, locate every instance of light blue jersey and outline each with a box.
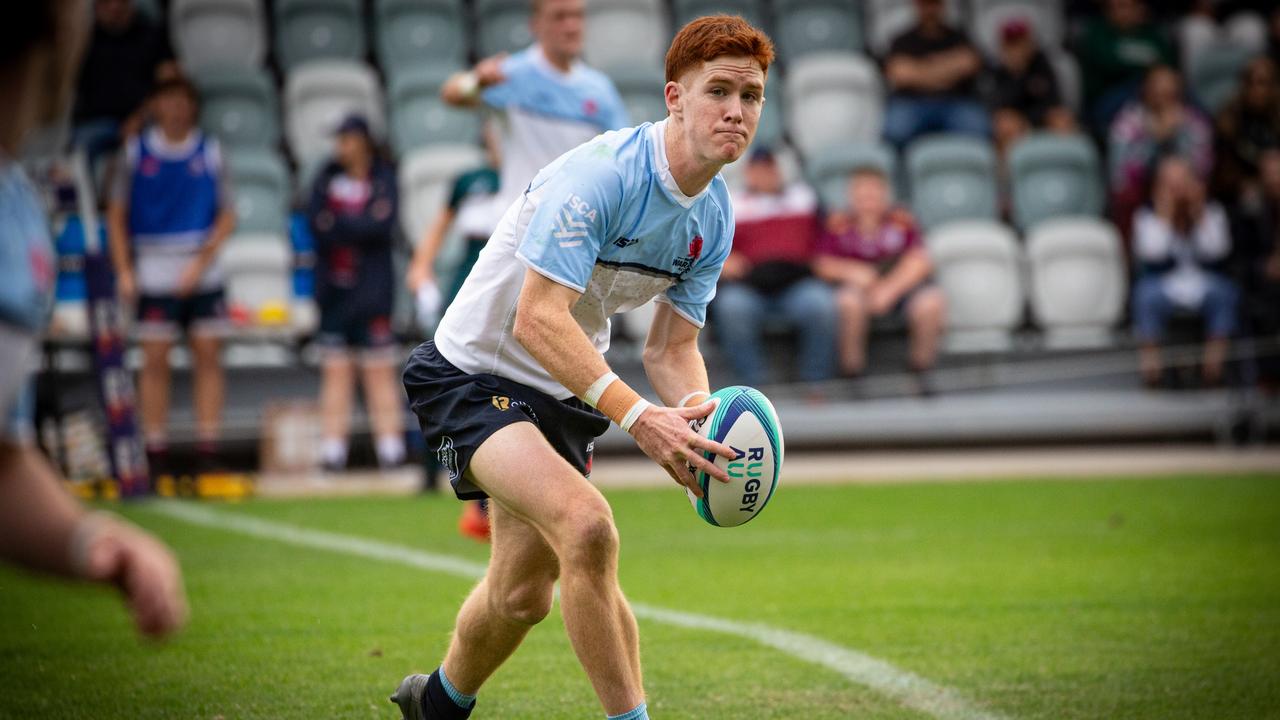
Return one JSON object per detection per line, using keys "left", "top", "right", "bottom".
{"left": 481, "top": 44, "right": 629, "bottom": 212}
{"left": 435, "top": 121, "right": 734, "bottom": 399}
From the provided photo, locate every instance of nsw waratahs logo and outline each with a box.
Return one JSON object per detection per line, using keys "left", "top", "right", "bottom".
{"left": 672, "top": 234, "right": 703, "bottom": 276}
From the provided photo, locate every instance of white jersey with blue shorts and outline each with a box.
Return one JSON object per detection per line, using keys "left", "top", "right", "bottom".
{"left": 435, "top": 119, "right": 735, "bottom": 400}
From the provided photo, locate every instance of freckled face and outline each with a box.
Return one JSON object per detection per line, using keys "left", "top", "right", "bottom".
{"left": 670, "top": 56, "right": 766, "bottom": 165}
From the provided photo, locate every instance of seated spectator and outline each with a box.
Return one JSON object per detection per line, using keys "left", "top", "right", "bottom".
{"left": 1078, "top": 0, "right": 1174, "bottom": 134}
{"left": 73, "top": 0, "right": 175, "bottom": 165}
{"left": 1132, "top": 156, "right": 1238, "bottom": 387}
{"left": 307, "top": 115, "right": 405, "bottom": 472}
{"left": 814, "top": 168, "right": 947, "bottom": 384}
{"left": 1109, "top": 65, "right": 1214, "bottom": 234}
{"left": 983, "top": 17, "right": 1077, "bottom": 158}
{"left": 882, "top": 0, "right": 990, "bottom": 149}
{"left": 712, "top": 149, "right": 836, "bottom": 386}
{"left": 1231, "top": 147, "right": 1280, "bottom": 390}
{"left": 1211, "top": 57, "right": 1280, "bottom": 204}
{"left": 105, "top": 77, "right": 236, "bottom": 477}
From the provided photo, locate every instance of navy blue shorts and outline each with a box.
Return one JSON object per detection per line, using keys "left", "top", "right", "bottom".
{"left": 402, "top": 341, "right": 611, "bottom": 500}
{"left": 136, "top": 289, "right": 228, "bottom": 341}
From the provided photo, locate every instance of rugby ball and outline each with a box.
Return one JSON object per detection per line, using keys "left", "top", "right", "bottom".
{"left": 687, "top": 386, "right": 784, "bottom": 527}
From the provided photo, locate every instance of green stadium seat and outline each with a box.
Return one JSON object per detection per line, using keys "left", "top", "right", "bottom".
{"left": 389, "top": 67, "right": 477, "bottom": 156}
{"left": 672, "top": 0, "right": 768, "bottom": 31}
{"left": 227, "top": 151, "right": 290, "bottom": 234}
{"left": 475, "top": 0, "right": 533, "bottom": 57}
{"left": 1007, "top": 132, "right": 1103, "bottom": 232}
{"left": 606, "top": 64, "right": 668, "bottom": 126}
{"left": 375, "top": 0, "right": 468, "bottom": 73}
{"left": 275, "top": 0, "right": 366, "bottom": 72}
{"left": 1189, "top": 43, "right": 1256, "bottom": 113}
{"left": 754, "top": 83, "right": 785, "bottom": 150}
{"left": 170, "top": 0, "right": 267, "bottom": 71}
{"left": 807, "top": 141, "right": 898, "bottom": 209}
{"left": 906, "top": 134, "right": 997, "bottom": 231}
{"left": 195, "top": 68, "right": 279, "bottom": 149}
{"left": 773, "top": 0, "right": 863, "bottom": 62}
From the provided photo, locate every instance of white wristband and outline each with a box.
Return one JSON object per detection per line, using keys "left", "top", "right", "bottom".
{"left": 619, "top": 398, "right": 652, "bottom": 433}
{"left": 583, "top": 371, "right": 619, "bottom": 408}
{"left": 68, "top": 511, "right": 114, "bottom": 578}
{"left": 677, "top": 390, "right": 711, "bottom": 408}
{"left": 457, "top": 70, "right": 480, "bottom": 98}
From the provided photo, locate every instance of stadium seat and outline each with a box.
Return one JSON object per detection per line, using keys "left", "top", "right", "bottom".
{"left": 274, "top": 0, "right": 366, "bottom": 72}
{"left": 785, "top": 52, "right": 882, "bottom": 162}
{"left": 134, "top": 0, "right": 162, "bottom": 21}
{"left": 773, "top": 0, "right": 863, "bottom": 62}
{"left": 755, "top": 83, "right": 785, "bottom": 150}
{"left": 865, "top": 0, "right": 962, "bottom": 57}
{"left": 584, "top": 0, "right": 668, "bottom": 70}
{"left": 672, "top": 0, "right": 768, "bottom": 32}
{"left": 925, "top": 220, "right": 1024, "bottom": 352}
{"left": 1007, "top": 132, "right": 1103, "bottom": 231}
{"left": 905, "top": 134, "right": 998, "bottom": 230}
{"left": 169, "top": 0, "right": 267, "bottom": 71}
{"left": 284, "top": 61, "right": 385, "bottom": 167}
{"left": 1189, "top": 43, "right": 1256, "bottom": 113}
{"left": 398, "top": 144, "right": 486, "bottom": 246}
{"left": 227, "top": 151, "right": 290, "bottom": 234}
{"left": 969, "top": 0, "right": 1063, "bottom": 59}
{"left": 1025, "top": 217, "right": 1126, "bottom": 349}
{"left": 221, "top": 234, "right": 293, "bottom": 324}
{"left": 195, "top": 68, "right": 280, "bottom": 149}
{"left": 606, "top": 64, "right": 668, "bottom": 126}
{"left": 475, "top": 0, "right": 533, "bottom": 57}
{"left": 807, "top": 141, "right": 898, "bottom": 209}
{"left": 375, "top": 0, "right": 468, "bottom": 73}
{"left": 389, "top": 67, "right": 476, "bottom": 156}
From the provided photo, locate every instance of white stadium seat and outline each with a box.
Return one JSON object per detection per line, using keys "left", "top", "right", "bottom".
{"left": 284, "top": 60, "right": 385, "bottom": 167}
{"left": 170, "top": 0, "right": 267, "bottom": 71}
{"left": 398, "top": 144, "right": 486, "bottom": 246}
{"left": 926, "top": 220, "right": 1024, "bottom": 353}
{"left": 969, "top": 0, "right": 1064, "bottom": 59}
{"left": 585, "top": 0, "right": 668, "bottom": 71}
{"left": 1025, "top": 217, "right": 1126, "bottom": 349}
{"left": 785, "top": 52, "right": 882, "bottom": 162}
{"left": 222, "top": 234, "right": 293, "bottom": 321}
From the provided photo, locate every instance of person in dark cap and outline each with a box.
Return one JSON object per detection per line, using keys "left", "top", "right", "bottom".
{"left": 983, "top": 17, "right": 1076, "bottom": 159}
{"left": 306, "top": 114, "right": 406, "bottom": 473}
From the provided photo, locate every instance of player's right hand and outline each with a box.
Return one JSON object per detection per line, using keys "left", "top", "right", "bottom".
{"left": 116, "top": 270, "right": 136, "bottom": 301}
{"left": 628, "top": 400, "right": 736, "bottom": 498}
{"left": 84, "top": 519, "right": 188, "bottom": 639}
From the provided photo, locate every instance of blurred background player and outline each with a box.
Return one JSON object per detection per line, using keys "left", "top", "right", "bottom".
{"left": 439, "top": 0, "right": 629, "bottom": 540}
{"left": 107, "top": 76, "right": 237, "bottom": 479}
{"left": 815, "top": 168, "right": 947, "bottom": 387}
{"left": 306, "top": 115, "right": 405, "bottom": 473}
{"left": 395, "top": 16, "right": 771, "bottom": 720}
{"left": 0, "top": 0, "right": 186, "bottom": 639}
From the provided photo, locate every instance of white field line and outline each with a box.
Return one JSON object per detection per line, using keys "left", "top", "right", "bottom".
{"left": 146, "top": 501, "right": 1007, "bottom": 720}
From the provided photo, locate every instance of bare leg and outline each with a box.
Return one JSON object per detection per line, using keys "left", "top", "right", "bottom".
{"left": 189, "top": 333, "right": 223, "bottom": 442}
{"left": 1139, "top": 343, "right": 1163, "bottom": 386}
{"left": 442, "top": 501, "right": 559, "bottom": 694}
{"left": 1203, "top": 337, "right": 1229, "bottom": 385}
{"left": 138, "top": 339, "right": 173, "bottom": 441}
{"left": 907, "top": 287, "right": 947, "bottom": 371}
{"left": 835, "top": 285, "right": 870, "bottom": 375}
{"left": 359, "top": 357, "right": 405, "bottom": 443}
{"left": 320, "top": 353, "right": 355, "bottom": 447}
{"left": 464, "top": 422, "right": 643, "bottom": 715}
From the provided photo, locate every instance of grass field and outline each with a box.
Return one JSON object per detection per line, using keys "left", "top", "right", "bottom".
{"left": 2, "top": 472, "right": 1279, "bottom": 719}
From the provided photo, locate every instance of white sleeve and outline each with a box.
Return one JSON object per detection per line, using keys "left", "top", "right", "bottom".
{"left": 1132, "top": 209, "right": 1174, "bottom": 263}
{"left": 1193, "top": 204, "right": 1230, "bottom": 261}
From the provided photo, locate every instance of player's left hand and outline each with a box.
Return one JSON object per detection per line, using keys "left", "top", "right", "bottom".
{"left": 83, "top": 518, "right": 188, "bottom": 639}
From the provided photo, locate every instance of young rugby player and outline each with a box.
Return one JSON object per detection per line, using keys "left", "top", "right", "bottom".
{"left": 394, "top": 15, "right": 773, "bottom": 720}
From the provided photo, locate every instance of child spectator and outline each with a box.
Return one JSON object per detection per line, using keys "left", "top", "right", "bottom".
{"left": 984, "top": 17, "right": 1077, "bottom": 158}
{"left": 307, "top": 115, "right": 405, "bottom": 472}
{"left": 882, "top": 0, "right": 990, "bottom": 149}
{"left": 1132, "top": 156, "right": 1238, "bottom": 386}
{"left": 815, "top": 168, "right": 947, "bottom": 385}
{"left": 106, "top": 77, "right": 236, "bottom": 476}
{"left": 712, "top": 148, "right": 836, "bottom": 386}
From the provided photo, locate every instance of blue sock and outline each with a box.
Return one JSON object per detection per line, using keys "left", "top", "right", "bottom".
{"left": 437, "top": 665, "right": 476, "bottom": 709}
{"left": 608, "top": 702, "right": 648, "bottom": 720}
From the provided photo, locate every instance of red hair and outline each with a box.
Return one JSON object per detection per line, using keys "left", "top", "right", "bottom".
{"left": 665, "top": 15, "right": 774, "bottom": 83}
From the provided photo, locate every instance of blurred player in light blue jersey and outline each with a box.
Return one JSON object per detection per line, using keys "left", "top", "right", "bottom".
{"left": 395, "top": 15, "right": 775, "bottom": 720}
{"left": 441, "top": 0, "right": 628, "bottom": 540}
{"left": 0, "top": 0, "right": 186, "bottom": 640}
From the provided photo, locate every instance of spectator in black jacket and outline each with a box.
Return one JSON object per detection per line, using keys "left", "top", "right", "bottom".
{"left": 72, "top": 0, "right": 175, "bottom": 164}
{"left": 984, "top": 17, "right": 1077, "bottom": 158}
{"left": 307, "top": 115, "right": 405, "bottom": 472}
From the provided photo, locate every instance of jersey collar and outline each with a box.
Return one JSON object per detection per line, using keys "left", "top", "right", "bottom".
{"left": 531, "top": 43, "right": 583, "bottom": 81}
{"left": 144, "top": 127, "right": 201, "bottom": 160}
{"left": 649, "top": 119, "right": 712, "bottom": 209}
